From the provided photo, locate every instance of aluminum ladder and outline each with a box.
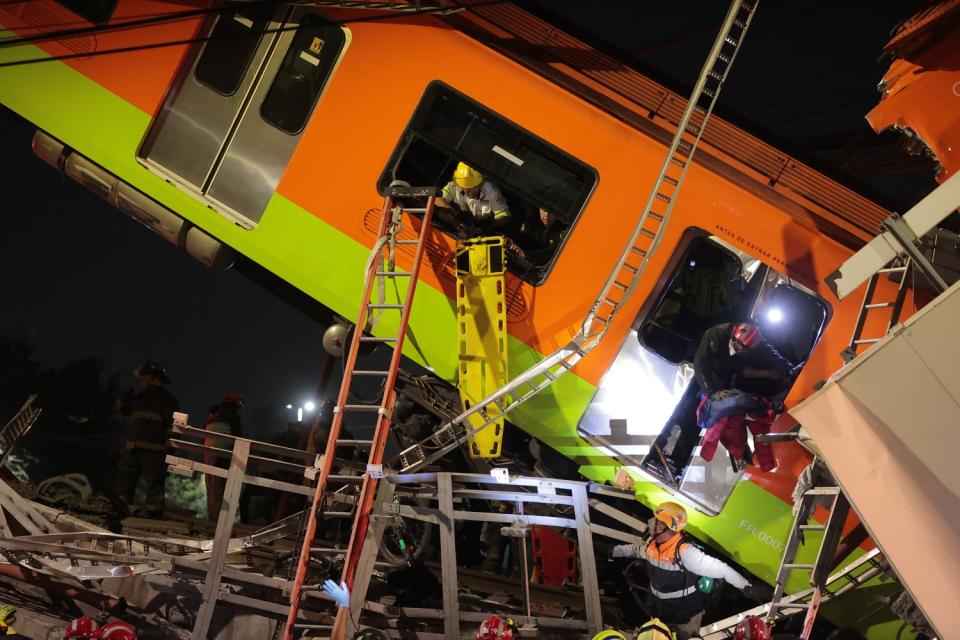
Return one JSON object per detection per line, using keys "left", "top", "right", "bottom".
{"left": 766, "top": 484, "right": 850, "bottom": 636}
{"left": 839, "top": 258, "right": 912, "bottom": 363}
{"left": 283, "top": 186, "right": 438, "bottom": 640}
{"left": 391, "top": 0, "right": 760, "bottom": 474}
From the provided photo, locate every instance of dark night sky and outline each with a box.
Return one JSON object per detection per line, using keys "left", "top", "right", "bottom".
{"left": 0, "top": 1, "right": 935, "bottom": 436}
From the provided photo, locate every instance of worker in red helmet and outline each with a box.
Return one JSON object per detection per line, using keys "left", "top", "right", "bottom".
{"left": 612, "top": 502, "right": 766, "bottom": 640}
{"left": 694, "top": 322, "right": 794, "bottom": 397}
{"left": 204, "top": 392, "right": 246, "bottom": 520}
{"left": 476, "top": 614, "right": 519, "bottom": 640}
{"left": 692, "top": 322, "right": 795, "bottom": 471}
{"left": 64, "top": 616, "right": 101, "bottom": 639}
{"left": 733, "top": 616, "right": 770, "bottom": 640}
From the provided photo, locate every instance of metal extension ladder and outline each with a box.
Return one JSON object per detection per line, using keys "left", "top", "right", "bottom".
{"left": 283, "top": 186, "right": 438, "bottom": 640}
{"left": 391, "top": 0, "right": 760, "bottom": 474}
{"left": 840, "top": 258, "right": 912, "bottom": 363}
{"left": 767, "top": 484, "right": 850, "bottom": 636}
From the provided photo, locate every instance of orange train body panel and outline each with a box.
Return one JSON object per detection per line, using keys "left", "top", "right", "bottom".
{"left": 867, "top": 0, "right": 960, "bottom": 183}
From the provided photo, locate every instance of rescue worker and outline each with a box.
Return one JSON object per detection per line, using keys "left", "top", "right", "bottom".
{"left": 438, "top": 162, "right": 512, "bottom": 230}
{"left": 693, "top": 322, "right": 794, "bottom": 470}
{"left": 203, "top": 392, "right": 244, "bottom": 520}
{"left": 611, "top": 502, "right": 764, "bottom": 640}
{"left": 636, "top": 618, "right": 674, "bottom": 640}
{"left": 693, "top": 322, "right": 794, "bottom": 398}
{"left": 115, "top": 361, "right": 179, "bottom": 517}
{"left": 510, "top": 206, "right": 564, "bottom": 264}
{"left": 591, "top": 631, "right": 628, "bottom": 640}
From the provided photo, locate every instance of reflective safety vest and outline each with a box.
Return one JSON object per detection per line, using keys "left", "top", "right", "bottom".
{"left": 644, "top": 533, "right": 703, "bottom": 623}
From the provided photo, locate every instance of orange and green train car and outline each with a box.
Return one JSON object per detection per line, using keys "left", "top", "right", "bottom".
{"left": 0, "top": 0, "right": 923, "bottom": 634}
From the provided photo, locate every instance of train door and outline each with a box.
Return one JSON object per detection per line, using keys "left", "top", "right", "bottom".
{"left": 577, "top": 231, "right": 828, "bottom": 514}
{"left": 138, "top": 2, "right": 348, "bottom": 227}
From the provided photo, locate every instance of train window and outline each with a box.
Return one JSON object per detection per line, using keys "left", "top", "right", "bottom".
{"left": 54, "top": 0, "right": 117, "bottom": 25}
{"left": 260, "top": 13, "right": 347, "bottom": 135}
{"left": 639, "top": 237, "right": 747, "bottom": 365}
{"left": 195, "top": 2, "right": 274, "bottom": 96}
{"left": 377, "top": 81, "right": 598, "bottom": 286}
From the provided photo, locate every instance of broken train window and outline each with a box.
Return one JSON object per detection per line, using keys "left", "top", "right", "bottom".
{"left": 376, "top": 81, "right": 597, "bottom": 286}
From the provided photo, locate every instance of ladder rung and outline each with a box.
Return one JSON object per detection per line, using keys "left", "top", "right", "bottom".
{"left": 671, "top": 157, "right": 687, "bottom": 168}
{"left": 655, "top": 193, "right": 671, "bottom": 203}
{"left": 775, "top": 602, "right": 812, "bottom": 610}
{"left": 853, "top": 338, "right": 881, "bottom": 345}
{"left": 359, "top": 336, "right": 397, "bottom": 342}
{"left": 799, "top": 524, "right": 826, "bottom": 530}
{"left": 342, "top": 404, "right": 384, "bottom": 412}
{"left": 662, "top": 176, "right": 678, "bottom": 186}
{"left": 647, "top": 211, "right": 664, "bottom": 222}
{"left": 783, "top": 563, "right": 815, "bottom": 570}
{"left": 708, "top": 70, "right": 723, "bottom": 82}
{"left": 724, "top": 36, "right": 740, "bottom": 47}
{"left": 395, "top": 239, "right": 420, "bottom": 245}
{"left": 375, "top": 271, "right": 412, "bottom": 277}
{"left": 640, "top": 229, "right": 656, "bottom": 239}
{"left": 400, "top": 208, "right": 427, "bottom": 214}
{"left": 594, "top": 316, "right": 610, "bottom": 324}
{"left": 733, "top": 19, "right": 747, "bottom": 29}
{"left": 336, "top": 440, "right": 374, "bottom": 447}
{"left": 368, "top": 304, "right": 404, "bottom": 309}
{"left": 878, "top": 266, "right": 907, "bottom": 274}
{"left": 603, "top": 297, "right": 618, "bottom": 306}
{"left": 863, "top": 302, "right": 893, "bottom": 309}
{"left": 631, "top": 246, "right": 647, "bottom": 257}
{"left": 702, "top": 87, "right": 716, "bottom": 99}
{"left": 804, "top": 486, "right": 841, "bottom": 496}
{"left": 611, "top": 280, "right": 629, "bottom": 291}
{"left": 622, "top": 263, "right": 638, "bottom": 274}
{"left": 353, "top": 370, "right": 389, "bottom": 376}
{"left": 327, "top": 475, "right": 364, "bottom": 483}
{"left": 717, "top": 53, "right": 731, "bottom": 64}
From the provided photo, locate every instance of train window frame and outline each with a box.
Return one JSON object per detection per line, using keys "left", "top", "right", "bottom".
{"left": 54, "top": 0, "right": 118, "bottom": 25}
{"left": 259, "top": 13, "right": 347, "bottom": 136}
{"left": 377, "top": 81, "right": 598, "bottom": 286}
{"left": 635, "top": 230, "right": 831, "bottom": 509}
{"left": 194, "top": 2, "right": 275, "bottom": 97}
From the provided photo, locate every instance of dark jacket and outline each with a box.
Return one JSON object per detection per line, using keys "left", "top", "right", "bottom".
{"left": 694, "top": 323, "right": 792, "bottom": 395}
{"left": 121, "top": 385, "right": 179, "bottom": 448}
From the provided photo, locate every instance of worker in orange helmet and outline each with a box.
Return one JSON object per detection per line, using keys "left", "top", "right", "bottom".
{"left": 611, "top": 502, "right": 766, "bottom": 640}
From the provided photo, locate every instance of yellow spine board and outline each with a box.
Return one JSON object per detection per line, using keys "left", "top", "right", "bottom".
{"left": 455, "top": 237, "right": 508, "bottom": 458}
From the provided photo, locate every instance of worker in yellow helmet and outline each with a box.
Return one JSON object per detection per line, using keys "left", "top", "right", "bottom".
{"left": 611, "top": 502, "right": 764, "bottom": 640}
{"left": 636, "top": 618, "right": 674, "bottom": 640}
{"left": 438, "top": 162, "right": 512, "bottom": 229}
{"left": 592, "top": 631, "right": 628, "bottom": 640}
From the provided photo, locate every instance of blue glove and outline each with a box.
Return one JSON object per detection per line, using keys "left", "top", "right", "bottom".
{"left": 323, "top": 579, "right": 350, "bottom": 607}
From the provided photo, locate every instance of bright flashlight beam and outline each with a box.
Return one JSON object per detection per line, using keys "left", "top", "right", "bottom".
{"left": 766, "top": 307, "right": 784, "bottom": 323}
{"left": 304, "top": 401, "right": 316, "bottom": 412}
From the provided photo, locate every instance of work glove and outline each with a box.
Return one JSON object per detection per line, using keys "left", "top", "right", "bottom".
{"left": 323, "top": 579, "right": 350, "bottom": 608}
{"left": 742, "top": 581, "right": 774, "bottom": 603}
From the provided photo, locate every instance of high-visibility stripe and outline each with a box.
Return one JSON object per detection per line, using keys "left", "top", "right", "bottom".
{"left": 650, "top": 584, "right": 698, "bottom": 599}
{"left": 493, "top": 209, "right": 510, "bottom": 220}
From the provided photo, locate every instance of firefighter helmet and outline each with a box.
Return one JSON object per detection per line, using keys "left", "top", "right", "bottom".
{"left": 100, "top": 621, "right": 137, "bottom": 640}
{"left": 63, "top": 616, "right": 100, "bottom": 639}
{"left": 592, "top": 631, "right": 628, "bottom": 640}
{"left": 352, "top": 631, "right": 388, "bottom": 640}
{"left": 733, "top": 616, "right": 770, "bottom": 640}
{"left": 133, "top": 361, "right": 170, "bottom": 384}
{"left": 219, "top": 392, "right": 243, "bottom": 408}
{"left": 731, "top": 323, "right": 761, "bottom": 350}
{"left": 476, "top": 614, "right": 519, "bottom": 640}
{"left": 454, "top": 162, "right": 484, "bottom": 189}
{"left": 653, "top": 501, "right": 688, "bottom": 532}
{"left": 635, "top": 618, "right": 673, "bottom": 640}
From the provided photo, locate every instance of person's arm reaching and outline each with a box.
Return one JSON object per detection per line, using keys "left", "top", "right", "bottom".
{"left": 678, "top": 544, "right": 749, "bottom": 589}
{"left": 611, "top": 543, "right": 648, "bottom": 559}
